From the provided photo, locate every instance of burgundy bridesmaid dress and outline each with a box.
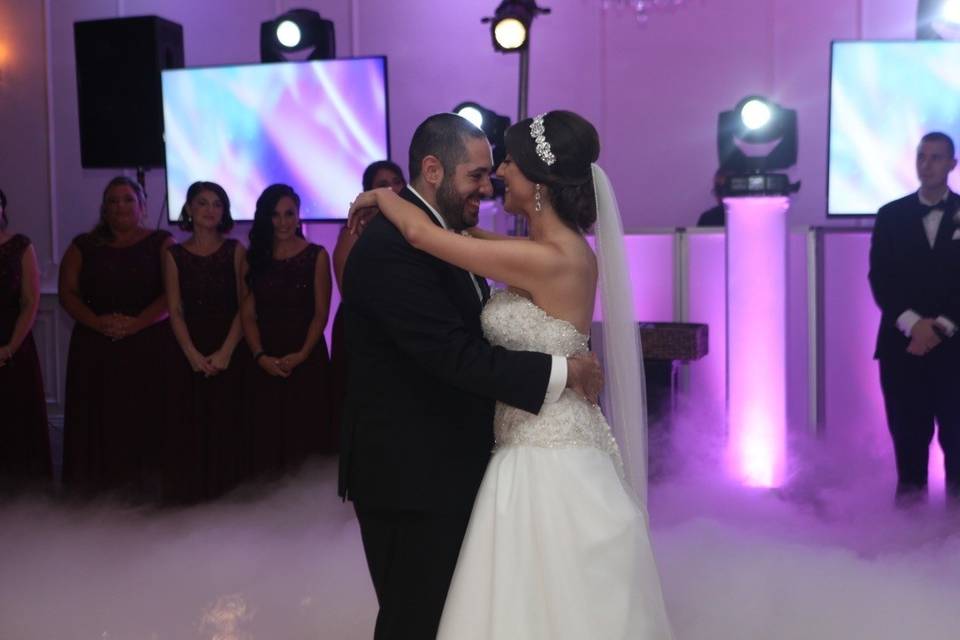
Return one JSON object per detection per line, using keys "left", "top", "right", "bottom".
{"left": 0, "top": 234, "right": 52, "bottom": 490}
{"left": 163, "top": 239, "right": 250, "bottom": 502}
{"left": 247, "top": 243, "right": 331, "bottom": 476}
{"left": 62, "top": 230, "right": 173, "bottom": 496}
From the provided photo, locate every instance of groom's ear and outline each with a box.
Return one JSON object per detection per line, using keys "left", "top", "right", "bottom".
{"left": 421, "top": 155, "right": 445, "bottom": 188}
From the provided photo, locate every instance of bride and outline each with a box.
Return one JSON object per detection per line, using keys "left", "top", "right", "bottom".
{"left": 349, "top": 110, "right": 673, "bottom": 639}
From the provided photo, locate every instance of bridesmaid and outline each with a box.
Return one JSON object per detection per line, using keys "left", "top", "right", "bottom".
{"left": 328, "top": 161, "right": 406, "bottom": 453}
{"left": 0, "top": 187, "right": 53, "bottom": 492}
{"left": 163, "top": 181, "right": 249, "bottom": 503}
{"left": 241, "top": 184, "right": 332, "bottom": 477}
{"left": 59, "top": 176, "right": 173, "bottom": 498}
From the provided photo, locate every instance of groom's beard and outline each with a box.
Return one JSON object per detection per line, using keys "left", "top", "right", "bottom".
{"left": 436, "top": 177, "right": 480, "bottom": 231}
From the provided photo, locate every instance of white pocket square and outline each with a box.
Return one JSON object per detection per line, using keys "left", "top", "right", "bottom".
{"left": 953, "top": 229, "right": 960, "bottom": 240}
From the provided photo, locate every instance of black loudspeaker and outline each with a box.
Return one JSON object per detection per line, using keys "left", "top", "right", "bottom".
{"left": 74, "top": 16, "right": 184, "bottom": 169}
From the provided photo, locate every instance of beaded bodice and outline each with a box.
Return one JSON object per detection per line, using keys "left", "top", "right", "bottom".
{"left": 251, "top": 243, "right": 323, "bottom": 355}
{"left": 74, "top": 230, "right": 170, "bottom": 316}
{"left": 251, "top": 243, "right": 320, "bottom": 324}
{"left": 482, "top": 290, "right": 623, "bottom": 471}
{"left": 169, "top": 239, "right": 239, "bottom": 320}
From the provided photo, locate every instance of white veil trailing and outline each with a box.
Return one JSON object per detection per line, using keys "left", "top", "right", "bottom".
{"left": 592, "top": 163, "right": 649, "bottom": 505}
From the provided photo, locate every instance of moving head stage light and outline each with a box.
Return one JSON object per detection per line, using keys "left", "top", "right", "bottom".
{"left": 482, "top": 0, "right": 551, "bottom": 52}
{"left": 717, "top": 96, "right": 800, "bottom": 197}
{"left": 261, "top": 8, "right": 335, "bottom": 62}
{"left": 454, "top": 101, "right": 511, "bottom": 166}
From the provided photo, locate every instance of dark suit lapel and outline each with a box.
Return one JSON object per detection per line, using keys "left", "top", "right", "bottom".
{"left": 933, "top": 195, "right": 959, "bottom": 252}
{"left": 400, "top": 186, "right": 486, "bottom": 308}
{"left": 399, "top": 186, "right": 444, "bottom": 230}
{"left": 476, "top": 274, "right": 491, "bottom": 304}
{"left": 907, "top": 196, "right": 934, "bottom": 254}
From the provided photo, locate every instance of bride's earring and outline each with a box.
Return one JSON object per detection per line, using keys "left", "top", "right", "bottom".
{"left": 534, "top": 184, "right": 543, "bottom": 213}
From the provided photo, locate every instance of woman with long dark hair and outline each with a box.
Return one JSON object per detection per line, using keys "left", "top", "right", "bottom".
{"left": 60, "top": 176, "right": 173, "bottom": 497}
{"left": 163, "top": 181, "right": 249, "bottom": 502}
{"left": 241, "top": 184, "right": 332, "bottom": 476}
{"left": 0, "top": 187, "right": 52, "bottom": 492}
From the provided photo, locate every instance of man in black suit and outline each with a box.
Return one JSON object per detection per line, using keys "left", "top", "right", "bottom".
{"left": 339, "top": 113, "right": 602, "bottom": 638}
{"left": 869, "top": 131, "right": 960, "bottom": 505}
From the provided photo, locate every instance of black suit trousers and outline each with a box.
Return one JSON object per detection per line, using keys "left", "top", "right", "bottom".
{"left": 355, "top": 504, "right": 472, "bottom": 640}
{"left": 879, "top": 347, "right": 960, "bottom": 493}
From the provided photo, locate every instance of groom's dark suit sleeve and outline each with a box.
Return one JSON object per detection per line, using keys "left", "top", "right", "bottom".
{"left": 348, "top": 217, "right": 551, "bottom": 414}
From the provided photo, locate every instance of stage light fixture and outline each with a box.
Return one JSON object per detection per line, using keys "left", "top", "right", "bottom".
{"left": 276, "top": 20, "right": 302, "bottom": 48}
{"left": 479, "top": 1, "right": 550, "bottom": 236}
{"left": 718, "top": 97, "right": 795, "bottom": 178}
{"left": 495, "top": 18, "right": 527, "bottom": 50}
{"left": 482, "top": 1, "right": 550, "bottom": 52}
{"left": 454, "top": 102, "right": 512, "bottom": 167}
{"left": 917, "top": 0, "right": 960, "bottom": 39}
{"left": 260, "top": 8, "right": 335, "bottom": 62}
{"left": 717, "top": 96, "right": 799, "bottom": 196}
{"left": 456, "top": 104, "right": 485, "bottom": 129}
{"left": 740, "top": 98, "right": 772, "bottom": 130}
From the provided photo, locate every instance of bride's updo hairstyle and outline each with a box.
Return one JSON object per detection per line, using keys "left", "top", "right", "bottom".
{"left": 504, "top": 110, "right": 600, "bottom": 233}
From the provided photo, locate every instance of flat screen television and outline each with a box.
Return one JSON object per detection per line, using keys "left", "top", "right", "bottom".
{"left": 828, "top": 41, "right": 960, "bottom": 217}
{"left": 161, "top": 56, "right": 389, "bottom": 222}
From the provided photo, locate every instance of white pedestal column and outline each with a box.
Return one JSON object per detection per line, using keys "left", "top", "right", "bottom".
{"left": 725, "top": 196, "right": 790, "bottom": 488}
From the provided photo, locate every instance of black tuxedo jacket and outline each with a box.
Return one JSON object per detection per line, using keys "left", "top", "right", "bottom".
{"left": 869, "top": 191, "right": 960, "bottom": 360}
{"left": 338, "top": 187, "right": 552, "bottom": 511}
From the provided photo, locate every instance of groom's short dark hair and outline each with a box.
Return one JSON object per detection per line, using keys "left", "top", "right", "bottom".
{"left": 409, "top": 113, "right": 487, "bottom": 183}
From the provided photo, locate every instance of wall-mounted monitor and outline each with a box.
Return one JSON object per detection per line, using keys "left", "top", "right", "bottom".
{"left": 162, "top": 56, "right": 389, "bottom": 222}
{"left": 828, "top": 41, "right": 960, "bottom": 216}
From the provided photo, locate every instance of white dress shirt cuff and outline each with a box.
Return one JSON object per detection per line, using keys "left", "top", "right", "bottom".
{"left": 936, "top": 316, "right": 957, "bottom": 337}
{"left": 896, "top": 310, "right": 922, "bottom": 337}
{"left": 544, "top": 356, "right": 567, "bottom": 404}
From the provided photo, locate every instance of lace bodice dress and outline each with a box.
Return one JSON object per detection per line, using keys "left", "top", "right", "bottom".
{"left": 482, "top": 290, "right": 624, "bottom": 472}
{"left": 437, "top": 289, "right": 673, "bottom": 640}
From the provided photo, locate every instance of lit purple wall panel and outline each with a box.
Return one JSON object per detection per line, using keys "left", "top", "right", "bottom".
{"left": 821, "top": 231, "right": 944, "bottom": 486}
{"left": 588, "top": 233, "right": 675, "bottom": 323}
{"left": 686, "top": 232, "right": 726, "bottom": 416}
{"left": 822, "top": 232, "right": 886, "bottom": 453}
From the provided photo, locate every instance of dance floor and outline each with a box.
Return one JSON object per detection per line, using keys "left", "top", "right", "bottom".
{"left": 3, "top": 439, "right": 960, "bottom": 639}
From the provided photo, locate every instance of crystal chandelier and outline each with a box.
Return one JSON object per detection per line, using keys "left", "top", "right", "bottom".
{"left": 602, "top": 0, "right": 689, "bottom": 22}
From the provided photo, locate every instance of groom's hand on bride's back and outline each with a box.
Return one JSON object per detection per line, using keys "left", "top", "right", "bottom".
{"left": 566, "top": 353, "right": 603, "bottom": 405}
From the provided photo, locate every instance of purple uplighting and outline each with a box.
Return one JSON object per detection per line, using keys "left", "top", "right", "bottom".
{"left": 588, "top": 234, "right": 675, "bottom": 323}
{"left": 725, "top": 196, "right": 790, "bottom": 488}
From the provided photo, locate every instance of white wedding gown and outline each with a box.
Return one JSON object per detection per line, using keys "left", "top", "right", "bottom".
{"left": 437, "top": 290, "right": 673, "bottom": 640}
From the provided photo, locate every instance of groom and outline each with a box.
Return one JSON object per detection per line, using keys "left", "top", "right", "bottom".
{"left": 339, "top": 112, "right": 602, "bottom": 639}
{"left": 869, "top": 131, "right": 960, "bottom": 503}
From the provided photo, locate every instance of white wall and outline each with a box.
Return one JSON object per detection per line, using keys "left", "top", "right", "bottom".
{"left": 0, "top": 0, "right": 52, "bottom": 275}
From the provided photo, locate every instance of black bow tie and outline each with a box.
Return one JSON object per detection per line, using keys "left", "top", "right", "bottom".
{"left": 920, "top": 201, "right": 950, "bottom": 217}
